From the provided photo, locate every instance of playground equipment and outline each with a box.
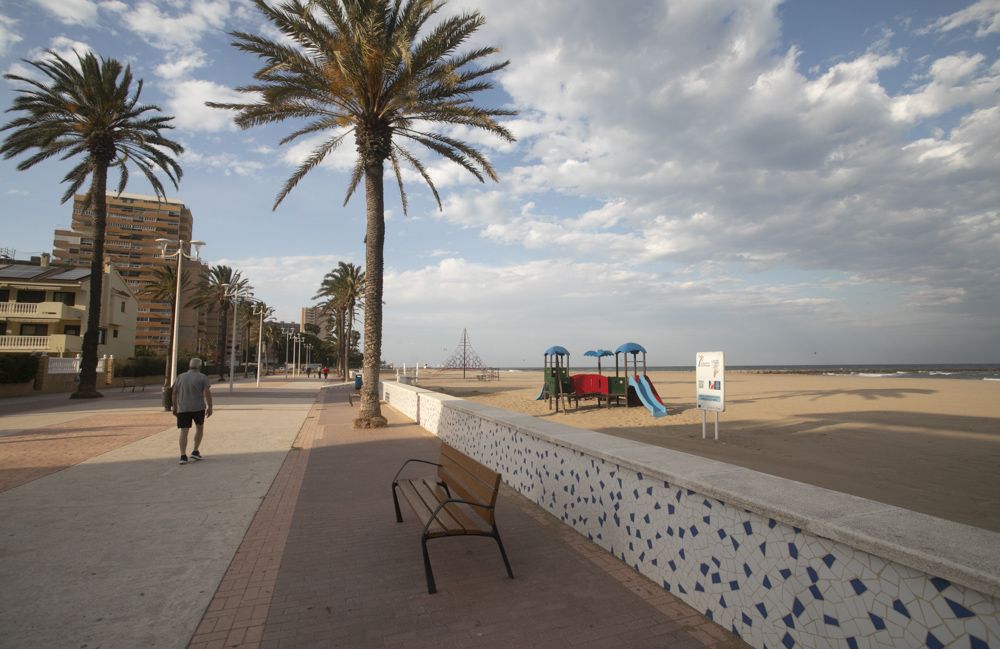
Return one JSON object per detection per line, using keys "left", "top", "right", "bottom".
{"left": 615, "top": 342, "right": 667, "bottom": 417}
{"left": 538, "top": 344, "right": 667, "bottom": 416}
{"left": 537, "top": 346, "right": 574, "bottom": 412}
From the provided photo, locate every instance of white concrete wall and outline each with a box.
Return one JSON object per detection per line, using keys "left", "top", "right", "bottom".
{"left": 382, "top": 381, "right": 1000, "bottom": 649}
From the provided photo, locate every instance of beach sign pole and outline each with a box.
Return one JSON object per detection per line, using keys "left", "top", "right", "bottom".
{"left": 696, "top": 351, "right": 726, "bottom": 440}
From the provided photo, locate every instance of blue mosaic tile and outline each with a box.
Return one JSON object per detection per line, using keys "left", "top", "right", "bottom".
{"left": 742, "top": 612, "right": 753, "bottom": 626}
{"left": 892, "top": 599, "right": 910, "bottom": 619}
{"left": 743, "top": 521, "right": 753, "bottom": 535}
{"left": 945, "top": 598, "right": 975, "bottom": 618}
{"left": 809, "top": 585, "right": 823, "bottom": 601}
{"left": 788, "top": 542, "right": 799, "bottom": 560}
{"left": 807, "top": 566, "right": 819, "bottom": 583}
{"left": 850, "top": 578, "right": 867, "bottom": 595}
{"left": 970, "top": 636, "right": 989, "bottom": 649}
{"left": 763, "top": 575, "right": 772, "bottom": 589}
{"left": 781, "top": 632, "right": 794, "bottom": 648}
{"left": 783, "top": 614, "right": 795, "bottom": 629}
{"left": 869, "top": 612, "right": 886, "bottom": 631}
{"left": 823, "top": 615, "right": 839, "bottom": 626}
{"left": 926, "top": 632, "right": 944, "bottom": 649}
{"left": 822, "top": 553, "right": 836, "bottom": 568}
{"left": 756, "top": 603, "right": 768, "bottom": 618}
{"left": 846, "top": 637, "right": 858, "bottom": 649}
{"left": 931, "top": 577, "right": 951, "bottom": 592}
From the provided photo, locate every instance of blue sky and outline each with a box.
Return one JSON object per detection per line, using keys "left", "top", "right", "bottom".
{"left": 1, "top": 0, "right": 998, "bottom": 367}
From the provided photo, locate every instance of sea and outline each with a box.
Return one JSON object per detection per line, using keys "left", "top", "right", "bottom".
{"left": 500, "top": 364, "right": 1000, "bottom": 381}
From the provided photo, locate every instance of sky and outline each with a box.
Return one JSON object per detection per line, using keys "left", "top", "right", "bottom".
{"left": 1, "top": 0, "right": 998, "bottom": 367}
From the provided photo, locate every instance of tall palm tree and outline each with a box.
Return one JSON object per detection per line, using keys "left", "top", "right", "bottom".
{"left": 139, "top": 264, "right": 188, "bottom": 383}
{"left": 316, "top": 262, "right": 365, "bottom": 379}
{"left": 192, "top": 265, "right": 250, "bottom": 381}
{"left": 210, "top": 0, "right": 514, "bottom": 427}
{"left": 2, "top": 51, "right": 183, "bottom": 398}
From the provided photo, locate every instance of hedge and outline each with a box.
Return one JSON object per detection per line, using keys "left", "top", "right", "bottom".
{"left": 0, "top": 354, "right": 39, "bottom": 384}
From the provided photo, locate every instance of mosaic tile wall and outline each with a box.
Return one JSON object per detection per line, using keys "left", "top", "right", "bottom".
{"left": 384, "top": 384, "right": 1000, "bottom": 649}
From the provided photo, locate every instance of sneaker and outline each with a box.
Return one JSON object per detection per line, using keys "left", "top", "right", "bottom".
{"left": 179, "top": 455, "right": 188, "bottom": 465}
{"left": 191, "top": 450, "right": 203, "bottom": 461}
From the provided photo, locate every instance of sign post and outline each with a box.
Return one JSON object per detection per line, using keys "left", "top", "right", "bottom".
{"left": 696, "top": 352, "right": 725, "bottom": 440}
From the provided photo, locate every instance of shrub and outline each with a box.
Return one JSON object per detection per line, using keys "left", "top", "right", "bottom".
{"left": 0, "top": 354, "right": 40, "bottom": 384}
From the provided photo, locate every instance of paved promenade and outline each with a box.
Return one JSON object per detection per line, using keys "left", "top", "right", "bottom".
{"left": 0, "top": 379, "right": 747, "bottom": 649}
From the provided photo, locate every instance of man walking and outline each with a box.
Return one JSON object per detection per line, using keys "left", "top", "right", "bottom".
{"left": 172, "top": 358, "right": 213, "bottom": 465}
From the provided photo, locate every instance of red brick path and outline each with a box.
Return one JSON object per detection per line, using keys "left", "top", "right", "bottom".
{"left": 0, "top": 412, "right": 173, "bottom": 493}
{"left": 189, "top": 388, "right": 748, "bottom": 649}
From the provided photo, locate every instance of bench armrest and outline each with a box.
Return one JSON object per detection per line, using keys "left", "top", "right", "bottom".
{"left": 392, "top": 458, "right": 442, "bottom": 483}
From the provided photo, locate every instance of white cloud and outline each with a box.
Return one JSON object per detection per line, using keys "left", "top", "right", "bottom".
{"left": 163, "top": 79, "right": 242, "bottom": 132}
{"left": 5, "top": 36, "right": 93, "bottom": 80}
{"left": 154, "top": 50, "right": 207, "bottom": 79}
{"left": 0, "top": 14, "right": 23, "bottom": 56}
{"left": 123, "top": 0, "right": 230, "bottom": 50}
{"left": 180, "top": 147, "right": 265, "bottom": 176}
{"left": 31, "top": 0, "right": 97, "bottom": 25}
{"left": 924, "top": 0, "right": 1000, "bottom": 37}
{"left": 280, "top": 131, "right": 358, "bottom": 172}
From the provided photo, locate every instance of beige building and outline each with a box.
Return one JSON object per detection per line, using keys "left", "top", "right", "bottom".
{"left": 52, "top": 192, "right": 208, "bottom": 355}
{"left": 0, "top": 256, "right": 137, "bottom": 359}
{"left": 300, "top": 305, "right": 331, "bottom": 339}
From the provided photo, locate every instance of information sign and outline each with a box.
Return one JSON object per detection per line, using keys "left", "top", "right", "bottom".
{"left": 696, "top": 351, "right": 725, "bottom": 412}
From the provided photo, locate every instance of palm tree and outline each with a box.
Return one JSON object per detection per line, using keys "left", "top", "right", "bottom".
{"left": 2, "top": 51, "right": 183, "bottom": 398}
{"left": 192, "top": 265, "right": 250, "bottom": 381}
{"left": 316, "top": 262, "right": 365, "bottom": 379}
{"left": 139, "top": 264, "right": 188, "bottom": 384}
{"left": 210, "top": 0, "right": 514, "bottom": 427}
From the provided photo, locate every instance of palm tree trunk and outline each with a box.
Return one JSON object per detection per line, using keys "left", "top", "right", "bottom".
{"left": 345, "top": 305, "right": 354, "bottom": 380}
{"left": 73, "top": 170, "right": 108, "bottom": 398}
{"left": 357, "top": 161, "right": 386, "bottom": 427}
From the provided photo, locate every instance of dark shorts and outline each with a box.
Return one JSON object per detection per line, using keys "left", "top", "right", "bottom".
{"left": 176, "top": 410, "right": 206, "bottom": 429}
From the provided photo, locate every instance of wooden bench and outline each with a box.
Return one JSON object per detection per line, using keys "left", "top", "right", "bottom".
{"left": 391, "top": 444, "right": 514, "bottom": 594}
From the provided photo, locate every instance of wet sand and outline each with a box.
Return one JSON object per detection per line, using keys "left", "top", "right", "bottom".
{"left": 407, "top": 369, "right": 1000, "bottom": 532}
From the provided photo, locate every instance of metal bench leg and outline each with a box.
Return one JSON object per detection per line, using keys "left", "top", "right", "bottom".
{"left": 391, "top": 483, "right": 403, "bottom": 523}
{"left": 493, "top": 530, "right": 514, "bottom": 579}
{"left": 422, "top": 536, "right": 437, "bottom": 594}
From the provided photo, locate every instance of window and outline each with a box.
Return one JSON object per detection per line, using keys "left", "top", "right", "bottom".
{"left": 20, "top": 323, "right": 48, "bottom": 336}
{"left": 15, "top": 289, "right": 45, "bottom": 303}
{"left": 99, "top": 328, "right": 107, "bottom": 344}
{"left": 113, "top": 329, "right": 119, "bottom": 338}
{"left": 53, "top": 291, "right": 76, "bottom": 306}
{"left": 0, "top": 289, "right": 9, "bottom": 302}
{"left": 64, "top": 325, "right": 80, "bottom": 336}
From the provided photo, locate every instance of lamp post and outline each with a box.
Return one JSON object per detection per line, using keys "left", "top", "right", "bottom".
{"left": 284, "top": 331, "right": 293, "bottom": 379}
{"left": 155, "top": 238, "right": 204, "bottom": 409}
{"left": 305, "top": 343, "right": 313, "bottom": 376}
{"left": 221, "top": 283, "right": 249, "bottom": 394}
{"left": 252, "top": 302, "right": 268, "bottom": 387}
{"left": 293, "top": 334, "right": 302, "bottom": 378}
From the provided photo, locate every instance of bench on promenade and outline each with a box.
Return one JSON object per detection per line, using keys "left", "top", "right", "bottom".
{"left": 391, "top": 444, "right": 514, "bottom": 594}
{"left": 120, "top": 377, "right": 144, "bottom": 392}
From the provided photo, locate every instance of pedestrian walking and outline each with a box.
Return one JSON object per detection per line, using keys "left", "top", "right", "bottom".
{"left": 172, "top": 357, "right": 213, "bottom": 465}
{"left": 322, "top": 366, "right": 329, "bottom": 380}
{"left": 306, "top": 366, "right": 312, "bottom": 378}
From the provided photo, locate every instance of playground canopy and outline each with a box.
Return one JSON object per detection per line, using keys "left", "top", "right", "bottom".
{"left": 584, "top": 349, "right": 613, "bottom": 374}
{"left": 544, "top": 345, "right": 570, "bottom": 356}
{"left": 615, "top": 342, "right": 647, "bottom": 354}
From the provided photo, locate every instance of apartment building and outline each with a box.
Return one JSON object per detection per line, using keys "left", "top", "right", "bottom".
{"left": 300, "top": 306, "right": 331, "bottom": 339}
{"left": 52, "top": 192, "right": 210, "bottom": 355}
{"left": 0, "top": 256, "right": 137, "bottom": 359}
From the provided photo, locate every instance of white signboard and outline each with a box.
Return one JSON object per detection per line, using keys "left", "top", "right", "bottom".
{"left": 696, "top": 351, "right": 725, "bottom": 412}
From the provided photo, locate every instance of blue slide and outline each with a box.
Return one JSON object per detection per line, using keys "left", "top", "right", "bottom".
{"left": 628, "top": 375, "right": 667, "bottom": 417}
{"left": 536, "top": 384, "right": 548, "bottom": 400}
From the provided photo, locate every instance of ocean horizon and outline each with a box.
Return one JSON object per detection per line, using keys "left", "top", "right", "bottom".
{"left": 481, "top": 364, "right": 1000, "bottom": 380}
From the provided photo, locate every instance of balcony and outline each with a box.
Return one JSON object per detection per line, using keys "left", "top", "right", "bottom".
{"left": 0, "top": 334, "right": 82, "bottom": 354}
{"left": 0, "top": 301, "right": 84, "bottom": 321}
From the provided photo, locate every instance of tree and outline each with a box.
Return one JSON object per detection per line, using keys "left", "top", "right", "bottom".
{"left": 2, "top": 51, "right": 183, "bottom": 398}
{"left": 210, "top": 0, "right": 514, "bottom": 427}
{"left": 192, "top": 265, "right": 250, "bottom": 381}
{"left": 315, "top": 261, "right": 364, "bottom": 379}
{"left": 139, "top": 264, "right": 188, "bottom": 383}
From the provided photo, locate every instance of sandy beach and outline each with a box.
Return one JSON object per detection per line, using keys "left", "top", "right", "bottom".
{"left": 407, "top": 369, "right": 1000, "bottom": 533}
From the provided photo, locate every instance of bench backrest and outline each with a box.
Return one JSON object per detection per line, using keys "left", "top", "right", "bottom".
{"left": 437, "top": 445, "right": 501, "bottom": 525}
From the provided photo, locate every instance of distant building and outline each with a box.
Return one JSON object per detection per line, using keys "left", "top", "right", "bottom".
{"left": 52, "top": 192, "right": 210, "bottom": 356}
{"left": 300, "top": 306, "right": 331, "bottom": 339}
{"left": 0, "top": 255, "right": 137, "bottom": 359}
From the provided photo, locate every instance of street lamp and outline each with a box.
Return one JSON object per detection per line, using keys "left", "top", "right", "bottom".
{"left": 252, "top": 302, "right": 269, "bottom": 387}
{"left": 221, "top": 283, "right": 249, "bottom": 393}
{"left": 284, "top": 330, "right": 293, "bottom": 379}
{"left": 155, "top": 238, "right": 204, "bottom": 402}
{"left": 305, "top": 343, "right": 313, "bottom": 376}
{"left": 292, "top": 334, "right": 302, "bottom": 378}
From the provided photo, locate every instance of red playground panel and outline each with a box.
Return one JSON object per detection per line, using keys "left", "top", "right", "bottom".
{"left": 571, "top": 373, "right": 608, "bottom": 396}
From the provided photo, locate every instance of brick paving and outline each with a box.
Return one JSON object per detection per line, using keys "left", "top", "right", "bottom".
{"left": 189, "top": 387, "right": 749, "bottom": 649}
{"left": 0, "top": 411, "right": 173, "bottom": 493}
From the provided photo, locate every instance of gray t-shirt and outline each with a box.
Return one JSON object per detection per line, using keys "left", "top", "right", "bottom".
{"left": 173, "top": 370, "right": 210, "bottom": 413}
